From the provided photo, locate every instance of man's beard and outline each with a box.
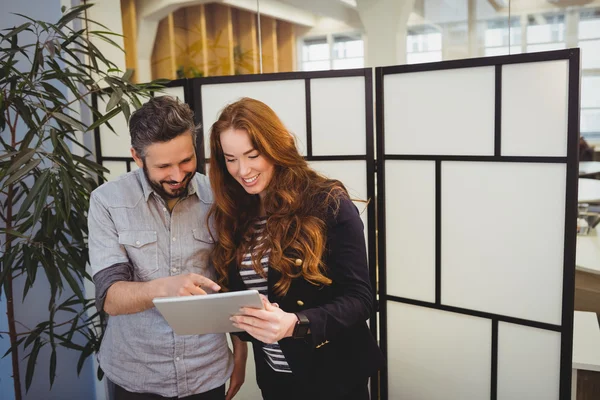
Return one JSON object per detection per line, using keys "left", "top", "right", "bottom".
{"left": 142, "top": 163, "right": 193, "bottom": 200}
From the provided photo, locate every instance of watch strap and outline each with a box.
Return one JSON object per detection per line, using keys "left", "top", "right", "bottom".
{"left": 292, "top": 312, "right": 310, "bottom": 339}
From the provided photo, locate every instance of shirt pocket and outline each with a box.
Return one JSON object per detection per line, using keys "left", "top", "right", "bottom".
{"left": 191, "top": 228, "right": 214, "bottom": 274}
{"left": 118, "top": 230, "right": 158, "bottom": 280}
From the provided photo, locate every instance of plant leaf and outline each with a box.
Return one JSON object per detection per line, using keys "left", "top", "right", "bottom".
{"left": 25, "top": 338, "right": 42, "bottom": 391}
{"left": 86, "top": 107, "right": 120, "bottom": 132}
{"left": 4, "top": 148, "right": 35, "bottom": 176}
{"left": 0, "top": 151, "right": 19, "bottom": 162}
{"left": 53, "top": 112, "right": 86, "bottom": 132}
{"left": 29, "top": 173, "right": 50, "bottom": 226}
{"left": 49, "top": 347, "right": 57, "bottom": 388}
{"left": 3, "top": 158, "right": 41, "bottom": 187}
{"left": 122, "top": 68, "right": 134, "bottom": 82}
{"left": 16, "top": 170, "right": 50, "bottom": 221}
{"left": 3, "top": 22, "right": 32, "bottom": 40}
{"left": 105, "top": 87, "right": 123, "bottom": 112}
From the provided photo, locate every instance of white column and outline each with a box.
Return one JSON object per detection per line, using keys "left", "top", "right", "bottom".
{"left": 356, "top": 0, "right": 416, "bottom": 67}
{"left": 87, "top": 0, "right": 127, "bottom": 81}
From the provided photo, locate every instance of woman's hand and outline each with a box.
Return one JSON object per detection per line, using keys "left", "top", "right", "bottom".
{"left": 230, "top": 295, "right": 298, "bottom": 344}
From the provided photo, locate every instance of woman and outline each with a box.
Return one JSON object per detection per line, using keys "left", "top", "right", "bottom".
{"left": 207, "top": 98, "right": 383, "bottom": 400}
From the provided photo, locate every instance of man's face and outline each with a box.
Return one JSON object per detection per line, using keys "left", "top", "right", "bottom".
{"left": 132, "top": 131, "right": 197, "bottom": 200}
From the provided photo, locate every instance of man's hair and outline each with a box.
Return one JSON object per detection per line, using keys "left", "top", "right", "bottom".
{"left": 129, "top": 96, "right": 198, "bottom": 158}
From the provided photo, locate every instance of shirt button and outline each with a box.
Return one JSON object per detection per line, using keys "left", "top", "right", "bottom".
{"left": 172, "top": 237, "right": 176, "bottom": 242}
{"left": 172, "top": 268, "right": 177, "bottom": 273}
{"left": 176, "top": 357, "right": 180, "bottom": 361}
{"left": 163, "top": 207, "right": 167, "bottom": 212}
{"left": 135, "top": 240, "right": 140, "bottom": 246}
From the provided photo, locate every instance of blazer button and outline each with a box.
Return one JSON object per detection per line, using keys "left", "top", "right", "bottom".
{"left": 295, "top": 258, "right": 302, "bottom": 266}
{"left": 297, "top": 300, "right": 304, "bottom": 307}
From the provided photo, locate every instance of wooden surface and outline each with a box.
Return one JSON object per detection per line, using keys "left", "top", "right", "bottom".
{"left": 577, "top": 370, "right": 600, "bottom": 400}
{"left": 206, "top": 3, "right": 234, "bottom": 76}
{"left": 233, "top": 8, "right": 258, "bottom": 75}
{"left": 151, "top": 13, "right": 176, "bottom": 80}
{"left": 277, "top": 20, "right": 296, "bottom": 72}
{"left": 575, "top": 269, "right": 600, "bottom": 315}
{"left": 120, "top": 0, "right": 138, "bottom": 82}
{"left": 139, "top": 1, "right": 301, "bottom": 79}
{"left": 260, "top": 15, "right": 278, "bottom": 73}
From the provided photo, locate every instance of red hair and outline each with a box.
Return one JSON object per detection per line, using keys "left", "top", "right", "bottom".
{"left": 207, "top": 98, "right": 346, "bottom": 296}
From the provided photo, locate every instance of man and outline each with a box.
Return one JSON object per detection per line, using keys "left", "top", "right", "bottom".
{"left": 88, "top": 96, "right": 247, "bottom": 400}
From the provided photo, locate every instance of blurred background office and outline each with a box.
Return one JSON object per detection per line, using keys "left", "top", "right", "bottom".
{"left": 115, "top": 0, "right": 599, "bottom": 148}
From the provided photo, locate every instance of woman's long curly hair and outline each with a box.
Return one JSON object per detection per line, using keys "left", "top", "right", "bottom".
{"left": 207, "top": 97, "right": 346, "bottom": 296}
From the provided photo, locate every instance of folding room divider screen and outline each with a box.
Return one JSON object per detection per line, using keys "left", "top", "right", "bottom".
{"left": 92, "top": 49, "right": 579, "bottom": 400}
{"left": 376, "top": 49, "right": 579, "bottom": 400}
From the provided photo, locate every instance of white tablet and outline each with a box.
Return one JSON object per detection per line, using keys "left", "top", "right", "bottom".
{"left": 152, "top": 290, "right": 264, "bottom": 335}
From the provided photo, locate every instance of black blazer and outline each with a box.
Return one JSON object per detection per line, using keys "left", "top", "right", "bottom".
{"left": 227, "top": 196, "right": 384, "bottom": 398}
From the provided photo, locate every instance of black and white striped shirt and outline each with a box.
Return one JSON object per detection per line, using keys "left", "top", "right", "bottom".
{"left": 240, "top": 218, "right": 292, "bottom": 373}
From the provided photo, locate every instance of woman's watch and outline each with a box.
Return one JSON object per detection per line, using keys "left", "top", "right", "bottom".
{"left": 292, "top": 312, "right": 310, "bottom": 339}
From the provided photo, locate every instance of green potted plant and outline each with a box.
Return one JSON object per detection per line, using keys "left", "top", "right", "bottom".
{"left": 0, "top": 4, "right": 163, "bottom": 398}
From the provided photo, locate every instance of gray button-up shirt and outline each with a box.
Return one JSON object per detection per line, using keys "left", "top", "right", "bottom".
{"left": 88, "top": 169, "right": 233, "bottom": 397}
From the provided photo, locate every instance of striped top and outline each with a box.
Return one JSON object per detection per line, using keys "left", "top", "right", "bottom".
{"left": 240, "top": 218, "right": 292, "bottom": 373}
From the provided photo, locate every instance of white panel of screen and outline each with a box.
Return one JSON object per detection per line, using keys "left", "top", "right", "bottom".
{"left": 157, "top": 86, "right": 185, "bottom": 102}
{"left": 201, "top": 80, "right": 307, "bottom": 158}
{"left": 308, "top": 160, "right": 369, "bottom": 254}
{"left": 383, "top": 66, "right": 495, "bottom": 155}
{"left": 387, "top": 302, "right": 492, "bottom": 400}
{"left": 441, "top": 161, "right": 566, "bottom": 325}
{"left": 97, "top": 95, "right": 131, "bottom": 158}
{"left": 310, "top": 76, "right": 366, "bottom": 156}
{"left": 103, "top": 161, "right": 128, "bottom": 182}
{"left": 497, "top": 322, "right": 561, "bottom": 400}
{"left": 501, "top": 60, "right": 568, "bottom": 157}
{"left": 384, "top": 160, "right": 436, "bottom": 302}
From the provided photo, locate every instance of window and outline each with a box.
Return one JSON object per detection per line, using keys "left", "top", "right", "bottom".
{"left": 580, "top": 8, "right": 600, "bottom": 139}
{"left": 406, "top": 27, "right": 442, "bottom": 64}
{"left": 332, "top": 34, "right": 364, "bottom": 69}
{"left": 526, "top": 13, "right": 566, "bottom": 53}
{"left": 483, "top": 18, "right": 522, "bottom": 56}
{"left": 301, "top": 34, "right": 364, "bottom": 71}
{"left": 302, "top": 37, "right": 330, "bottom": 71}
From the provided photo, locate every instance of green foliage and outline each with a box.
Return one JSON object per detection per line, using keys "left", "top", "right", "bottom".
{"left": 0, "top": 4, "right": 162, "bottom": 395}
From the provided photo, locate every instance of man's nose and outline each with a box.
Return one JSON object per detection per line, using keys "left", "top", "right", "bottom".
{"left": 171, "top": 166, "right": 185, "bottom": 182}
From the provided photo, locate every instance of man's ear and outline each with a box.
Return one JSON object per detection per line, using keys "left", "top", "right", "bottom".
{"left": 131, "top": 148, "right": 144, "bottom": 169}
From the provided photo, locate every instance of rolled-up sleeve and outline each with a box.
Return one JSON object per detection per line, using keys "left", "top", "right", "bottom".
{"left": 93, "top": 262, "right": 134, "bottom": 312}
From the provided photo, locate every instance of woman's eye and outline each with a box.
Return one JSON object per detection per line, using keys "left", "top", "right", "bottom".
{"left": 248, "top": 154, "right": 259, "bottom": 159}
{"left": 225, "top": 158, "right": 235, "bottom": 163}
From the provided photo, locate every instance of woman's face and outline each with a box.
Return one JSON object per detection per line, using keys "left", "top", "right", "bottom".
{"left": 220, "top": 127, "right": 275, "bottom": 200}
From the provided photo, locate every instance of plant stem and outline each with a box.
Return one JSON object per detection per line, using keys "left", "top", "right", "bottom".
{"left": 6, "top": 187, "right": 22, "bottom": 400}
{"left": 6, "top": 117, "right": 22, "bottom": 400}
